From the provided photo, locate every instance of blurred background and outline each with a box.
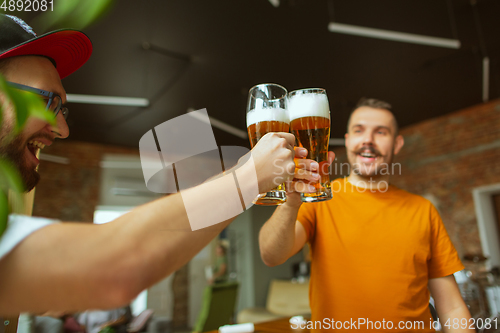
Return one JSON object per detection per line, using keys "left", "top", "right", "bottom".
{"left": 3, "top": 0, "right": 500, "bottom": 331}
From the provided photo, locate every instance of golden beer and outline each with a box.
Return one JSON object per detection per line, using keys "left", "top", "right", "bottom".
{"left": 247, "top": 121, "right": 290, "bottom": 147}
{"left": 246, "top": 84, "right": 289, "bottom": 205}
{"left": 289, "top": 89, "right": 332, "bottom": 202}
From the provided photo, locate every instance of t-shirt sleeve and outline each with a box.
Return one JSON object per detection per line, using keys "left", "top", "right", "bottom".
{"left": 296, "top": 203, "right": 317, "bottom": 242}
{"left": 0, "top": 214, "right": 59, "bottom": 260}
{"left": 427, "top": 205, "right": 464, "bottom": 279}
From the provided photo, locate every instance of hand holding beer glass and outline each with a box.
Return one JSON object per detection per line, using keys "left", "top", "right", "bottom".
{"left": 289, "top": 88, "right": 332, "bottom": 202}
{"left": 247, "top": 84, "right": 290, "bottom": 205}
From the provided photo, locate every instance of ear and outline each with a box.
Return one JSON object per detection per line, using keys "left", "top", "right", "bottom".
{"left": 344, "top": 133, "right": 349, "bottom": 148}
{"left": 393, "top": 135, "right": 404, "bottom": 155}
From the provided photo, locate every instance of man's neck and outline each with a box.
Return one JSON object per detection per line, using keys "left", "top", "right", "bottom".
{"left": 347, "top": 173, "right": 391, "bottom": 191}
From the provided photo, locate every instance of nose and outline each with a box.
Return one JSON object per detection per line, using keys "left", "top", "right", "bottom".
{"left": 361, "top": 130, "right": 374, "bottom": 145}
{"left": 50, "top": 112, "right": 70, "bottom": 139}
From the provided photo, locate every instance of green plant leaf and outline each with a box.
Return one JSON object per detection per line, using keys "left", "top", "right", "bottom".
{"left": 0, "top": 74, "right": 55, "bottom": 133}
{"left": 0, "top": 158, "right": 24, "bottom": 235}
{"left": 0, "top": 190, "right": 8, "bottom": 237}
{"left": 0, "top": 159, "right": 25, "bottom": 215}
{"left": 31, "top": 0, "right": 82, "bottom": 32}
{"left": 0, "top": 158, "right": 25, "bottom": 193}
{"left": 71, "top": 0, "right": 115, "bottom": 30}
{"left": 32, "top": 0, "right": 116, "bottom": 31}
{"left": 0, "top": 94, "right": 3, "bottom": 129}
{"left": 10, "top": 89, "right": 55, "bottom": 132}
{"left": 98, "top": 327, "right": 115, "bottom": 333}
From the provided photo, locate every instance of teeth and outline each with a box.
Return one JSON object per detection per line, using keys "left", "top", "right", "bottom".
{"left": 28, "top": 140, "right": 46, "bottom": 149}
{"left": 360, "top": 153, "right": 375, "bottom": 158}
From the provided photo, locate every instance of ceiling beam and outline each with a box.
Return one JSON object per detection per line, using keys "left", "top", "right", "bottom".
{"left": 66, "top": 94, "right": 150, "bottom": 107}
{"left": 328, "top": 22, "right": 460, "bottom": 49}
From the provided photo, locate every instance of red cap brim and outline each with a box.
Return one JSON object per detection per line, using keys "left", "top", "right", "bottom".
{"left": 0, "top": 29, "right": 92, "bottom": 79}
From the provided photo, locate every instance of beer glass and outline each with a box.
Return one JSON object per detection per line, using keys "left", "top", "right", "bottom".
{"left": 288, "top": 88, "right": 332, "bottom": 202}
{"left": 246, "top": 83, "right": 290, "bottom": 205}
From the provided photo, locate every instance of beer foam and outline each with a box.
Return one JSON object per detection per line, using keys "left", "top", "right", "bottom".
{"left": 247, "top": 108, "right": 289, "bottom": 126}
{"left": 288, "top": 93, "right": 330, "bottom": 121}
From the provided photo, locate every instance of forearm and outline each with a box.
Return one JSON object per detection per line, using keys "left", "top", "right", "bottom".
{"left": 259, "top": 202, "right": 301, "bottom": 267}
{"left": 0, "top": 132, "right": 298, "bottom": 314}
{"left": 430, "top": 275, "right": 475, "bottom": 333}
{"left": 117, "top": 193, "right": 234, "bottom": 290}
{"left": 0, "top": 167, "right": 242, "bottom": 314}
{"left": 438, "top": 305, "right": 475, "bottom": 332}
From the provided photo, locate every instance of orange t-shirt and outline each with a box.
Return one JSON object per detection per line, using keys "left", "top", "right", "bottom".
{"left": 297, "top": 178, "right": 464, "bottom": 332}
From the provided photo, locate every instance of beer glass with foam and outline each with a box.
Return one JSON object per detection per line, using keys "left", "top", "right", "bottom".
{"left": 246, "top": 83, "right": 289, "bottom": 205}
{"left": 288, "top": 88, "right": 332, "bottom": 202}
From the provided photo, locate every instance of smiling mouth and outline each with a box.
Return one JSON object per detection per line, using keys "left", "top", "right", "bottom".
{"left": 359, "top": 152, "right": 377, "bottom": 158}
{"left": 355, "top": 145, "right": 382, "bottom": 161}
{"left": 27, "top": 140, "right": 46, "bottom": 157}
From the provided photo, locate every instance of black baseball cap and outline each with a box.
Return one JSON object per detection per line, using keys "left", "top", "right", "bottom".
{"left": 0, "top": 14, "right": 92, "bottom": 79}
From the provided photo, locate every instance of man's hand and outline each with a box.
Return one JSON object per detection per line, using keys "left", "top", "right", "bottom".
{"left": 285, "top": 150, "right": 336, "bottom": 208}
{"left": 250, "top": 132, "right": 297, "bottom": 193}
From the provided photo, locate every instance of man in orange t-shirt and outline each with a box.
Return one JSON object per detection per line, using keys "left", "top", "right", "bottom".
{"left": 259, "top": 98, "right": 473, "bottom": 332}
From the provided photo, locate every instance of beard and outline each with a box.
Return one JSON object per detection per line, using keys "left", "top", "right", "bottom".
{"left": 0, "top": 133, "right": 40, "bottom": 192}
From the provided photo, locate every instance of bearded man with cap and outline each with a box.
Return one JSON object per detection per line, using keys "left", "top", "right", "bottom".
{"left": 0, "top": 14, "right": 321, "bottom": 316}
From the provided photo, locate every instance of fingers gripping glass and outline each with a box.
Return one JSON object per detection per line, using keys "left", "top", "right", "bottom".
{"left": 7, "top": 82, "right": 69, "bottom": 120}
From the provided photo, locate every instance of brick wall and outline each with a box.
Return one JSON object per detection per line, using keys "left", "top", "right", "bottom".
{"left": 33, "top": 140, "right": 138, "bottom": 221}
{"left": 330, "top": 99, "right": 500, "bottom": 264}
